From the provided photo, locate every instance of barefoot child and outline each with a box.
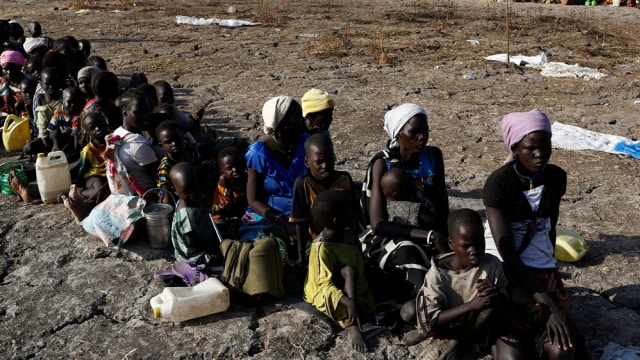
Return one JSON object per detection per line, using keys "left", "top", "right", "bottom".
{"left": 303, "top": 190, "right": 375, "bottom": 353}
{"left": 170, "top": 162, "right": 221, "bottom": 266}
{"left": 289, "top": 134, "right": 358, "bottom": 263}
{"left": 209, "top": 146, "right": 247, "bottom": 238}
{"left": 75, "top": 111, "right": 109, "bottom": 203}
{"left": 403, "top": 209, "right": 507, "bottom": 359}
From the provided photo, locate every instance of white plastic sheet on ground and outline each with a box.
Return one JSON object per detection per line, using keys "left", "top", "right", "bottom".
{"left": 484, "top": 52, "right": 607, "bottom": 80}
{"left": 176, "top": 15, "right": 259, "bottom": 28}
{"left": 551, "top": 121, "right": 640, "bottom": 159}
{"left": 530, "top": 62, "right": 607, "bottom": 80}
{"left": 484, "top": 52, "right": 548, "bottom": 66}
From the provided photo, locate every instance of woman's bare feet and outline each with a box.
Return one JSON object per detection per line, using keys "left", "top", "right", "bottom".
{"left": 347, "top": 325, "right": 368, "bottom": 353}
{"left": 8, "top": 170, "right": 33, "bottom": 203}
{"left": 403, "top": 329, "right": 429, "bottom": 346}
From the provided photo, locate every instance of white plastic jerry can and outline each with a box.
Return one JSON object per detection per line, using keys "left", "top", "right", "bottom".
{"left": 150, "top": 277, "right": 230, "bottom": 323}
{"left": 35, "top": 151, "right": 71, "bottom": 204}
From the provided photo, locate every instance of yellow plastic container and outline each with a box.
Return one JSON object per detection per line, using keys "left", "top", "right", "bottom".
{"left": 555, "top": 226, "right": 589, "bottom": 262}
{"left": 2, "top": 114, "right": 31, "bottom": 151}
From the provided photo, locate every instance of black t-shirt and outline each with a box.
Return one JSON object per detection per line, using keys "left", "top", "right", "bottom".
{"left": 483, "top": 162, "right": 566, "bottom": 223}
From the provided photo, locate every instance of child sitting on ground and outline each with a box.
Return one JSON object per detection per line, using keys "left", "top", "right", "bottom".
{"left": 156, "top": 120, "right": 198, "bottom": 204}
{"left": 289, "top": 133, "right": 359, "bottom": 263}
{"left": 75, "top": 111, "right": 109, "bottom": 203}
{"left": 209, "top": 146, "right": 247, "bottom": 238}
{"left": 303, "top": 190, "right": 376, "bottom": 353}
{"left": 380, "top": 167, "right": 449, "bottom": 255}
{"left": 402, "top": 208, "right": 508, "bottom": 360}
{"left": 47, "top": 87, "right": 85, "bottom": 154}
{"left": 23, "top": 67, "right": 63, "bottom": 156}
{"left": 170, "top": 162, "right": 222, "bottom": 266}
{"left": 152, "top": 80, "right": 203, "bottom": 134}
{"left": 15, "top": 77, "right": 37, "bottom": 120}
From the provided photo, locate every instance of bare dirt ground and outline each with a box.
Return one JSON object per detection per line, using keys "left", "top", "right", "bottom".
{"left": 1, "top": 0, "right": 640, "bottom": 359}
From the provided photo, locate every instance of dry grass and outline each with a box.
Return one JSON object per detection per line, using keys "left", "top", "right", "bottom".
{"left": 311, "top": 28, "right": 352, "bottom": 58}
{"left": 69, "top": 0, "right": 136, "bottom": 10}
{"left": 252, "top": 0, "right": 284, "bottom": 27}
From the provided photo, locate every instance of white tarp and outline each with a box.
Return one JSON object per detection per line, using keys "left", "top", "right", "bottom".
{"left": 551, "top": 121, "right": 640, "bottom": 159}
{"left": 176, "top": 16, "right": 259, "bottom": 28}
{"left": 485, "top": 52, "right": 607, "bottom": 80}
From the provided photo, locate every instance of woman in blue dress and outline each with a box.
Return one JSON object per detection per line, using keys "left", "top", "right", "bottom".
{"left": 239, "top": 96, "right": 308, "bottom": 261}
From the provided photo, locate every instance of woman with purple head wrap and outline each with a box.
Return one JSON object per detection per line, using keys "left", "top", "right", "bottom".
{"left": 483, "top": 109, "right": 587, "bottom": 359}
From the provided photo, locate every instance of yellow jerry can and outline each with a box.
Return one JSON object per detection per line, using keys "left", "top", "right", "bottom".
{"left": 555, "top": 225, "right": 589, "bottom": 262}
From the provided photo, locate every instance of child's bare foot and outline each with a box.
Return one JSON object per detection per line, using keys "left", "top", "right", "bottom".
{"left": 347, "top": 325, "right": 368, "bottom": 353}
{"left": 403, "top": 329, "right": 429, "bottom": 346}
{"left": 61, "top": 193, "right": 90, "bottom": 223}
{"left": 439, "top": 339, "right": 461, "bottom": 360}
{"left": 8, "top": 170, "right": 33, "bottom": 203}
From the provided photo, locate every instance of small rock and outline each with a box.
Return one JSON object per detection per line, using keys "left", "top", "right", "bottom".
{"left": 608, "top": 119, "right": 617, "bottom": 125}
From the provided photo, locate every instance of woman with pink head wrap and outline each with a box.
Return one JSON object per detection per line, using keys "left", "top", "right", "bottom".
{"left": 0, "top": 50, "right": 29, "bottom": 115}
{"left": 500, "top": 108, "right": 552, "bottom": 163}
{"left": 484, "top": 109, "right": 587, "bottom": 359}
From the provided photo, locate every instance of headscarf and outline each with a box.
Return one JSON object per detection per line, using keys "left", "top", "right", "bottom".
{"left": 22, "top": 37, "right": 48, "bottom": 54}
{"left": 500, "top": 108, "right": 552, "bottom": 162}
{"left": 262, "top": 95, "right": 293, "bottom": 135}
{"left": 0, "top": 50, "right": 26, "bottom": 67}
{"left": 301, "top": 88, "right": 334, "bottom": 118}
{"left": 77, "top": 66, "right": 102, "bottom": 80}
{"left": 383, "top": 103, "right": 427, "bottom": 148}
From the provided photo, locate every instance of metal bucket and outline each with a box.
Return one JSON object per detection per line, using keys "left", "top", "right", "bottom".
{"left": 143, "top": 203, "right": 174, "bottom": 249}
{"left": 142, "top": 188, "right": 176, "bottom": 249}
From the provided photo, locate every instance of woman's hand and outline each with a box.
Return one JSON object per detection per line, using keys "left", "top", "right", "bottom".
{"left": 429, "top": 231, "right": 449, "bottom": 254}
{"left": 533, "top": 292, "right": 573, "bottom": 351}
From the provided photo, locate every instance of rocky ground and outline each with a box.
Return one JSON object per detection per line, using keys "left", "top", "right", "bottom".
{"left": 1, "top": 0, "right": 639, "bottom": 358}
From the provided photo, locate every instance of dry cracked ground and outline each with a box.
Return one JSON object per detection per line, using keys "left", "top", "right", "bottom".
{"left": 1, "top": 0, "right": 639, "bottom": 359}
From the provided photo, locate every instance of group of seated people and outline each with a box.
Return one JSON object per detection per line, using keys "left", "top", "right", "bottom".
{"left": 1, "top": 19, "right": 589, "bottom": 359}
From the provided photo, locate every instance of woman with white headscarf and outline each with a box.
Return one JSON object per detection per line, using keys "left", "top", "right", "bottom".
{"left": 360, "top": 103, "right": 449, "bottom": 290}
{"left": 238, "top": 96, "right": 307, "bottom": 259}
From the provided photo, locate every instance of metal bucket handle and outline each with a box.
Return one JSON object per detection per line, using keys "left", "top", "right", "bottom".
{"left": 142, "top": 187, "right": 176, "bottom": 206}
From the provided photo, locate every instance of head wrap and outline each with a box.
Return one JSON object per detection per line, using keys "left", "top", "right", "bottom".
{"left": 0, "top": 50, "right": 26, "bottom": 66}
{"left": 501, "top": 108, "right": 551, "bottom": 150}
{"left": 77, "top": 66, "right": 102, "bottom": 80}
{"left": 501, "top": 108, "right": 551, "bottom": 162}
{"left": 262, "top": 96, "right": 293, "bottom": 135}
{"left": 301, "top": 88, "right": 334, "bottom": 118}
{"left": 383, "top": 103, "right": 427, "bottom": 148}
{"left": 22, "top": 37, "right": 48, "bottom": 54}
